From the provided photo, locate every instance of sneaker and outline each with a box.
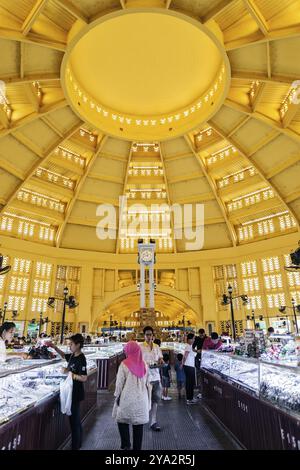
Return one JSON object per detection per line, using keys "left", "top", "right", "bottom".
{"left": 161, "top": 396, "right": 166, "bottom": 400}
{"left": 186, "top": 399, "right": 197, "bottom": 405}
{"left": 150, "top": 423, "right": 161, "bottom": 432}
{"left": 164, "top": 396, "right": 172, "bottom": 401}
{"left": 197, "top": 393, "right": 202, "bottom": 399}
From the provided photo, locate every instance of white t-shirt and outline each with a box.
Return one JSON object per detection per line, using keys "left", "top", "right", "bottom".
{"left": 140, "top": 342, "right": 163, "bottom": 382}
{"left": 0, "top": 338, "right": 7, "bottom": 362}
{"left": 184, "top": 343, "right": 196, "bottom": 368}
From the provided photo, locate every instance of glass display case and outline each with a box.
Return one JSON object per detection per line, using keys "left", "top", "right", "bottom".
{"left": 201, "top": 350, "right": 300, "bottom": 415}
{"left": 0, "top": 358, "right": 97, "bottom": 425}
{"left": 86, "top": 343, "right": 124, "bottom": 359}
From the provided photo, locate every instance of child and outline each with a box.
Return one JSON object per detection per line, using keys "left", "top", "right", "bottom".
{"left": 174, "top": 353, "right": 185, "bottom": 399}
{"left": 161, "top": 353, "right": 172, "bottom": 401}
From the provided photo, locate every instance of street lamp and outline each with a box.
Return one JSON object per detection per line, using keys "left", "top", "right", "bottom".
{"left": 246, "top": 309, "right": 264, "bottom": 329}
{"left": 0, "top": 302, "right": 8, "bottom": 324}
{"left": 38, "top": 311, "right": 49, "bottom": 336}
{"left": 47, "top": 286, "right": 79, "bottom": 344}
{"left": 278, "top": 298, "right": 300, "bottom": 333}
{"left": 0, "top": 255, "right": 11, "bottom": 276}
{"left": 222, "top": 284, "right": 249, "bottom": 341}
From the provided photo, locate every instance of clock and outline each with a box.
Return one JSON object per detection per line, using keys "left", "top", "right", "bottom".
{"left": 140, "top": 249, "right": 153, "bottom": 263}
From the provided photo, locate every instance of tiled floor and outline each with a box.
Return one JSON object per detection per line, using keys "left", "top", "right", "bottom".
{"left": 75, "top": 389, "right": 241, "bottom": 450}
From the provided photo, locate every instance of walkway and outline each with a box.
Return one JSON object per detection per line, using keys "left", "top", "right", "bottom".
{"left": 75, "top": 389, "right": 240, "bottom": 450}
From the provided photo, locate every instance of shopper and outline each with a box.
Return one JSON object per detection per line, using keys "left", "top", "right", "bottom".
{"left": 267, "top": 326, "right": 275, "bottom": 336}
{"left": 0, "top": 322, "right": 28, "bottom": 362}
{"left": 202, "top": 332, "right": 223, "bottom": 351}
{"left": 161, "top": 353, "right": 172, "bottom": 401}
{"left": 140, "top": 326, "right": 163, "bottom": 431}
{"left": 49, "top": 334, "right": 87, "bottom": 450}
{"left": 174, "top": 353, "right": 185, "bottom": 399}
{"left": 183, "top": 333, "right": 197, "bottom": 404}
{"left": 113, "top": 341, "right": 150, "bottom": 450}
{"left": 193, "top": 328, "right": 207, "bottom": 399}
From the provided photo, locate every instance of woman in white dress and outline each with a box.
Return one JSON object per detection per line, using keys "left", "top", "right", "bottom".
{"left": 112, "top": 341, "right": 151, "bottom": 450}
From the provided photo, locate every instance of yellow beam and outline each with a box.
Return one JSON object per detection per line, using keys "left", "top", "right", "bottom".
{"left": 208, "top": 120, "right": 300, "bottom": 230}
{"left": 0, "top": 27, "right": 66, "bottom": 51}
{"left": 56, "top": 136, "right": 108, "bottom": 247}
{"left": 266, "top": 154, "right": 300, "bottom": 179}
{"left": 185, "top": 135, "right": 237, "bottom": 247}
{"left": 202, "top": 0, "right": 238, "bottom": 23}
{"left": 0, "top": 106, "right": 10, "bottom": 128}
{"left": 224, "top": 98, "right": 300, "bottom": 145}
{"left": 23, "top": 83, "right": 41, "bottom": 112}
{"left": 281, "top": 102, "right": 300, "bottom": 129}
{"left": 0, "top": 73, "right": 60, "bottom": 85}
{"left": 159, "top": 144, "right": 177, "bottom": 253}
{"left": 53, "top": 0, "right": 88, "bottom": 23}
{"left": 0, "top": 155, "right": 24, "bottom": 180}
{"left": 11, "top": 130, "right": 44, "bottom": 157}
{"left": 226, "top": 25, "right": 300, "bottom": 50}
{"left": 243, "top": 0, "right": 269, "bottom": 36}
{"left": 20, "top": 42, "right": 25, "bottom": 79}
{"left": 250, "top": 82, "right": 266, "bottom": 112}
{"left": 22, "top": 0, "right": 48, "bottom": 36}
{"left": 0, "top": 99, "right": 67, "bottom": 139}
{"left": 0, "top": 121, "right": 82, "bottom": 217}
{"left": 231, "top": 72, "right": 298, "bottom": 86}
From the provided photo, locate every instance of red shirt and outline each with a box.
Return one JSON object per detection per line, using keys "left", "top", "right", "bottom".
{"left": 202, "top": 337, "right": 222, "bottom": 351}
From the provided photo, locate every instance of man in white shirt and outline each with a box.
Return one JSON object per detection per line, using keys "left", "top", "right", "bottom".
{"left": 140, "top": 326, "right": 163, "bottom": 431}
{"left": 183, "top": 332, "right": 197, "bottom": 404}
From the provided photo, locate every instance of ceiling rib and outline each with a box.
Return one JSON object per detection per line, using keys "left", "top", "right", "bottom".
{"left": 243, "top": 0, "right": 269, "bottom": 36}
{"left": 184, "top": 135, "right": 237, "bottom": 247}
{"left": 224, "top": 98, "right": 300, "bottom": 145}
{"left": 56, "top": 135, "right": 108, "bottom": 247}
{"left": 0, "top": 120, "right": 83, "bottom": 217}
{"left": 116, "top": 143, "right": 133, "bottom": 254}
{"left": 159, "top": 144, "right": 178, "bottom": 254}
{"left": 53, "top": 0, "right": 88, "bottom": 23}
{"left": 202, "top": 0, "right": 239, "bottom": 23}
{"left": 225, "top": 26, "right": 300, "bottom": 51}
{"left": 231, "top": 72, "right": 298, "bottom": 86}
{"left": 0, "top": 100, "right": 67, "bottom": 139}
{"left": 208, "top": 120, "right": 300, "bottom": 231}
{"left": 0, "top": 74, "right": 60, "bottom": 85}
{"left": 22, "top": 0, "right": 48, "bottom": 36}
{"left": 0, "top": 28, "right": 66, "bottom": 51}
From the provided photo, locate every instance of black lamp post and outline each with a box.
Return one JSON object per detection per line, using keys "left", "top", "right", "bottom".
{"left": 0, "top": 255, "right": 11, "bottom": 276}
{"left": 38, "top": 311, "right": 49, "bottom": 336}
{"left": 47, "top": 286, "right": 78, "bottom": 344}
{"left": 222, "top": 284, "right": 249, "bottom": 341}
{"left": 0, "top": 302, "right": 8, "bottom": 325}
{"left": 278, "top": 298, "right": 300, "bottom": 333}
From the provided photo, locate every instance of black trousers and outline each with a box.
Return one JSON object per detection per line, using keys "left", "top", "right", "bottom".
{"left": 117, "top": 423, "right": 144, "bottom": 450}
{"left": 184, "top": 365, "right": 195, "bottom": 400}
{"left": 69, "top": 400, "right": 82, "bottom": 450}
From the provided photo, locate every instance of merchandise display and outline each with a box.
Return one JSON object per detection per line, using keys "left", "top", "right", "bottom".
{"left": 201, "top": 350, "right": 300, "bottom": 415}
{"left": 0, "top": 358, "right": 97, "bottom": 425}
{"left": 260, "top": 361, "right": 300, "bottom": 413}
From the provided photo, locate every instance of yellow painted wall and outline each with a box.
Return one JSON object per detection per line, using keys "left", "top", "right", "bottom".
{"left": 0, "top": 231, "right": 299, "bottom": 334}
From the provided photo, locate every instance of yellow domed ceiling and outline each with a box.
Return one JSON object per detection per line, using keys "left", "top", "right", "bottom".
{"left": 0, "top": 0, "right": 300, "bottom": 255}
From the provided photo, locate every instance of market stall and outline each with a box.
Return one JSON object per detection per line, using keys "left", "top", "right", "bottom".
{"left": 0, "top": 357, "right": 97, "bottom": 450}
{"left": 200, "top": 349, "right": 300, "bottom": 450}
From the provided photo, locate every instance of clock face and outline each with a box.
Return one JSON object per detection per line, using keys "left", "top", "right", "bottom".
{"left": 141, "top": 250, "right": 153, "bottom": 262}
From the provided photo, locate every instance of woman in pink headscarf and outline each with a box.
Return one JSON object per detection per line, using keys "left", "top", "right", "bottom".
{"left": 112, "top": 341, "right": 151, "bottom": 450}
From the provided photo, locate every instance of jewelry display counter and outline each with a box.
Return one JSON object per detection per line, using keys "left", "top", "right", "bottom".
{"left": 0, "top": 358, "right": 97, "bottom": 450}
{"left": 200, "top": 351, "right": 300, "bottom": 450}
